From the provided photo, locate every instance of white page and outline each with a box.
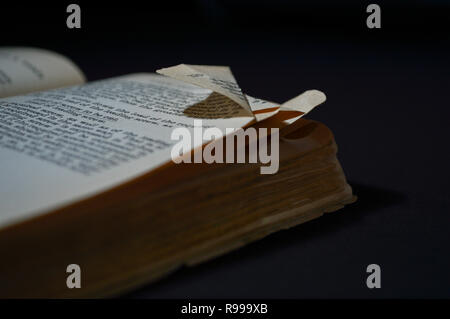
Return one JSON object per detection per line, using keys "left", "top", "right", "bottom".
{"left": 0, "top": 47, "right": 85, "bottom": 98}
{"left": 0, "top": 73, "right": 254, "bottom": 228}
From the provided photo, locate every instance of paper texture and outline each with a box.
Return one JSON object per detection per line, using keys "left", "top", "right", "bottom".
{"left": 0, "top": 64, "right": 326, "bottom": 229}
{"left": 278, "top": 89, "right": 327, "bottom": 124}
{"left": 157, "top": 64, "right": 326, "bottom": 124}
{"left": 157, "top": 64, "right": 252, "bottom": 115}
{"left": 0, "top": 47, "right": 86, "bottom": 98}
{"left": 0, "top": 73, "right": 254, "bottom": 227}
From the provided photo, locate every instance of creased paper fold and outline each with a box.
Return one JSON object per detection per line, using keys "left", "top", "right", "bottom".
{"left": 157, "top": 64, "right": 326, "bottom": 124}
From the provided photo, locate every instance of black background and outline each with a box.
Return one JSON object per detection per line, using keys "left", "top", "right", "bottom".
{"left": 2, "top": 0, "right": 449, "bottom": 298}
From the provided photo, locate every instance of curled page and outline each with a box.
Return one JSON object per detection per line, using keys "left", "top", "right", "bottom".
{"left": 0, "top": 47, "right": 86, "bottom": 98}
{"left": 157, "top": 64, "right": 252, "bottom": 115}
{"left": 278, "top": 89, "right": 327, "bottom": 125}
{"left": 157, "top": 64, "right": 326, "bottom": 124}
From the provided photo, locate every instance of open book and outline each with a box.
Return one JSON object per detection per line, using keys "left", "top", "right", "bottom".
{"left": 0, "top": 47, "right": 355, "bottom": 297}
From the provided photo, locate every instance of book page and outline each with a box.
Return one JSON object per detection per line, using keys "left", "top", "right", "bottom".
{"left": 0, "top": 73, "right": 255, "bottom": 228}
{"left": 157, "top": 64, "right": 252, "bottom": 114}
{"left": 0, "top": 47, "right": 86, "bottom": 98}
{"left": 157, "top": 64, "right": 326, "bottom": 123}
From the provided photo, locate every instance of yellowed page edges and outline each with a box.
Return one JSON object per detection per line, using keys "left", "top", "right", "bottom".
{"left": 278, "top": 90, "right": 327, "bottom": 124}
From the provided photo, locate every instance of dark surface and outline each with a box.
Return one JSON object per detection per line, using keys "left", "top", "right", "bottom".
{"left": 2, "top": 0, "right": 449, "bottom": 298}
